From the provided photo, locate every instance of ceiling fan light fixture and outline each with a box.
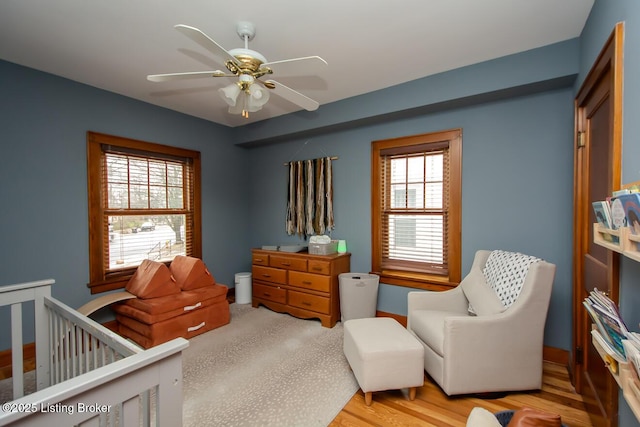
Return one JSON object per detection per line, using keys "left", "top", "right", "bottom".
{"left": 249, "top": 84, "right": 269, "bottom": 104}
{"left": 227, "top": 93, "right": 247, "bottom": 117}
{"left": 219, "top": 77, "right": 270, "bottom": 118}
{"left": 218, "top": 83, "right": 241, "bottom": 107}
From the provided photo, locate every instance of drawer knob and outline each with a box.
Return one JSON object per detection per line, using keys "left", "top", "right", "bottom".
{"left": 262, "top": 274, "right": 271, "bottom": 278}
{"left": 281, "top": 262, "right": 291, "bottom": 266}
{"left": 312, "top": 267, "right": 322, "bottom": 271}
{"left": 264, "top": 292, "right": 271, "bottom": 297}
{"left": 302, "top": 301, "right": 312, "bottom": 306}
{"left": 255, "top": 258, "right": 264, "bottom": 262}
{"left": 303, "top": 281, "right": 312, "bottom": 285}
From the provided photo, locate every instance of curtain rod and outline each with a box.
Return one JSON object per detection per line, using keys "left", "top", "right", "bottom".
{"left": 283, "top": 156, "right": 338, "bottom": 166}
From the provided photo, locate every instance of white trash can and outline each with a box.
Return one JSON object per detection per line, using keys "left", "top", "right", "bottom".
{"left": 339, "top": 273, "right": 380, "bottom": 321}
{"left": 234, "top": 272, "right": 252, "bottom": 304}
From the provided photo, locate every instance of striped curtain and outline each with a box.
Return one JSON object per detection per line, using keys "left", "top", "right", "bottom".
{"left": 286, "top": 157, "right": 334, "bottom": 238}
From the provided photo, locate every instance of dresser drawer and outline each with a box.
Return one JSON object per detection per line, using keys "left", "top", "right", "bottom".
{"left": 252, "top": 265, "right": 287, "bottom": 285}
{"left": 269, "top": 255, "right": 307, "bottom": 272}
{"left": 288, "top": 290, "right": 330, "bottom": 314}
{"left": 308, "top": 260, "right": 331, "bottom": 275}
{"left": 252, "top": 253, "right": 269, "bottom": 266}
{"left": 253, "top": 283, "right": 287, "bottom": 304}
{"left": 289, "top": 271, "right": 331, "bottom": 293}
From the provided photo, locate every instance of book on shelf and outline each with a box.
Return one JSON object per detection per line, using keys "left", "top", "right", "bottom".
{"left": 617, "top": 193, "right": 640, "bottom": 250}
{"left": 583, "top": 288, "right": 630, "bottom": 360}
{"left": 593, "top": 200, "right": 617, "bottom": 242}
{"left": 593, "top": 200, "right": 613, "bottom": 228}
{"left": 610, "top": 197, "right": 627, "bottom": 230}
{"left": 624, "top": 340, "right": 640, "bottom": 384}
{"left": 628, "top": 331, "right": 640, "bottom": 350}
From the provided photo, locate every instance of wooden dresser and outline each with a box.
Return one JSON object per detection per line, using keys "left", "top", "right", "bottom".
{"left": 251, "top": 249, "right": 351, "bottom": 327}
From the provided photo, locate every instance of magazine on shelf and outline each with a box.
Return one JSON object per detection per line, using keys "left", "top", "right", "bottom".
{"left": 584, "top": 301, "right": 625, "bottom": 360}
{"left": 583, "top": 288, "right": 631, "bottom": 360}
{"left": 591, "top": 329, "right": 626, "bottom": 363}
{"left": 591, "top": 302, "right": 627, "bottom": 334}
{"left": 590, "top": 288, "right": 623, "bottom": 319}
{"left": 595, "top": 307, "right": 626, "bottom": 355}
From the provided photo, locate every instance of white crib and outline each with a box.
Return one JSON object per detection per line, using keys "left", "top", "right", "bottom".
{"left": 0, "top": 279, "right": 188, "bottom": 426}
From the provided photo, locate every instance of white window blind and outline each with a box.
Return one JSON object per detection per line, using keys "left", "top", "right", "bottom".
{"left": 102, "top": 150, "right": 194, "bottom": 272}
{"left": 380, "top": 143, "right": 449, "bottom": 275}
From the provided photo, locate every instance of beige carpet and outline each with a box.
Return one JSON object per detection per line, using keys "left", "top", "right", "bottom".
{"left": 181, "top": 303, "right": 359, "bottom": 427}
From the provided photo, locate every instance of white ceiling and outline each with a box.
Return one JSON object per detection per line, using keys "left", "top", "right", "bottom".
{"left": 0, "top": 0, "right": 594, "bottom": 128}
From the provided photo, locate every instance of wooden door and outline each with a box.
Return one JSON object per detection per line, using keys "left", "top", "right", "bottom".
{"left": 572, "top": 23, "right": 623, "bottom": 427}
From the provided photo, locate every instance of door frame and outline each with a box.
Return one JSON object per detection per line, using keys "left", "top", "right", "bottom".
{"left": 571, "top": 21, "right": 624, "bottom": 414}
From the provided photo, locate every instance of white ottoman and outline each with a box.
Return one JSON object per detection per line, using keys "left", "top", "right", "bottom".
{"left": 343, "top": 317, "right": 424, "bottom": 406}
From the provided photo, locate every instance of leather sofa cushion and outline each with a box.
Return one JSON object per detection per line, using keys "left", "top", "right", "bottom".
{"left": 170, "top": 255, "right": 215, "bottom": 290}
{"left": 125, "top": 259, "right": 180, "bottom": 299}
{"left": 117, "top": 300, "right": 230, "bottom": 349}
{"left": 507, "top": 408, "right": 562, "bottom": 427}
{"left": 113, "top": 284, "right": 228, "bottom": 319}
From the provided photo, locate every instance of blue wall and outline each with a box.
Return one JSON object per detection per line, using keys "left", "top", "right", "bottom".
{"left": 0, "top": 60, "right": 251, "bottom": 342}
{"left": 242, "top": 38, "right": 581, "bottom": 352}
{"left": 1, "top": 2, "right": 637, "bottom": 423}
{"left": 579, "top": 1, "right": 640, "bottom": 425}
{"left": 1, "top": 5, "right": 638, "bottom": 423}
{"left": 238, "top": 39, "right": 580, "bottom": 355}
{"left": 247, "top": 88, "right": 575, "bottom": 352}
{"left": 0, "top": 39, "right": 578, "bottom": 351}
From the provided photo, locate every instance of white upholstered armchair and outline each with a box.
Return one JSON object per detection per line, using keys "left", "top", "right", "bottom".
{"left": 407, "top": 250, "right": 556, "bottom": 396}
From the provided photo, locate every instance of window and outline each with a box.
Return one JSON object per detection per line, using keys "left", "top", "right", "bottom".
{"left": 87, "top": 132, "right": 201, "bottom": 293}
{"left": 371, "top": 129, "right": 462, "bottom": 290}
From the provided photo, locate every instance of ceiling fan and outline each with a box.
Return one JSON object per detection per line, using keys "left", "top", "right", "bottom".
{"left": 147, "top": 22, "right": 327, "bottom": 118}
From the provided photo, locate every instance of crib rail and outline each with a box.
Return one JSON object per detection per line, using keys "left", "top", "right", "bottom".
{"left": 1, "top": 279, "right": 188, "bottom": 426}
{"left": 44, "top": 293, "right": 141, "bottom": 386}
{"left": 1, "top": 339, "right": 187, "bottom": 426}
{"left": 0, "top": 279, "right": 53, "bottom": 398}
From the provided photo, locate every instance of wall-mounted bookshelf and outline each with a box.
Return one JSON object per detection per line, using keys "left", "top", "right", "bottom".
{"left": 593, "top": 223, "right": 640, "bottom": 262}
{"left": 591, "top": 331, "right": 640, "bottom": 421}
{"left": 590, "top": 227, "right": 640, "bottom": 422}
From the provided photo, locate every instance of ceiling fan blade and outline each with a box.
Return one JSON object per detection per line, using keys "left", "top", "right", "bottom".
{"left": 263, "top": 80, "right": 319, "bottom": 111}
{"left": 147, "top": 70, "right": 231, "bottom": 82}
{"left": 262, "top": 56, "right": 327, "bottom": 77}
{"left": 174, "top": 24, "right": 239, "bottom": 65}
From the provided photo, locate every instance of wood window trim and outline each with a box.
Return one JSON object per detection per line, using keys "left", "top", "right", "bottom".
{"left": 86, "top": 131, "right": 202, "bottom": 294}
{"left": 371, "top": 129, "right": 462, "bottom": 291}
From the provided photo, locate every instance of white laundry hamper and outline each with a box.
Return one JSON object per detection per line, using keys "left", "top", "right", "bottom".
{"left": 338, "top": 273, "right": 379, "bottom": 322}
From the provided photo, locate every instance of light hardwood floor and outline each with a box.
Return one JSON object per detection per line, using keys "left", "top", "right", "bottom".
{"left": 330, "top": 362, "right": 593, "bottom": 426}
